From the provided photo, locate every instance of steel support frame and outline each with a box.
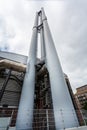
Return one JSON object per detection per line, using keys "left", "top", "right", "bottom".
{"left": 16, "top": 8, "right": 80, "bottom": 130}
{"left": 0, "top": 69, "right": 11, "bottom": 102}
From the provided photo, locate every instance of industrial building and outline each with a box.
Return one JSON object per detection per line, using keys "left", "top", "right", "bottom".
{"left": 0, "top": 51, "right": 82, "bottom": 129}
{"left": 0, "top": 8, "right": 86, "bottom": 130}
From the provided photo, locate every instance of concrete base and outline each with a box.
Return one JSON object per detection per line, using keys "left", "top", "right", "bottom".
{"left": 8, "top": 126, "right": 87, "bottom": 130}
{"left": 9, "top": 127, "right": 16, "bottom": 130}
{"left": 66, "top": 126, "right": 87, "bottom": 130}
{"left": 6, "top": 126, "right": 87, "bottom": 130}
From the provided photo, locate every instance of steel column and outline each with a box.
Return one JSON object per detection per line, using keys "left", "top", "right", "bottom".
{"left": 16, "top": 12, "right": 38, "bottom": 130}
{"left": 41, "top": 8, "right": 79, "bottom": 130}
{"left": 40, "top": 12, "right": 46, "bottom": 61}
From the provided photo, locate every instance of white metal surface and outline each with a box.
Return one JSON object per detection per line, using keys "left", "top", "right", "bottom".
{"left": 9, "top": 127, "right": 16, "bottom": 130}
{"left": 65, "top": 126, "right": 87, "bottom": 130}
{"left": 16, "top": 12, "right": 38, "bottom": 130}
{"left": 41, "top": 7, "right": 79, "bottom": 130}
{"left": 40, "top": 12, "right": 46, "bottom": 61}
{"left": 0, "top": 117, "right": 10, "bottom": 128}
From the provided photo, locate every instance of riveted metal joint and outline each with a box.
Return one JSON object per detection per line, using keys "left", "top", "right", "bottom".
{"left": 37, "top": 23, "right": 43, "bottom": 33}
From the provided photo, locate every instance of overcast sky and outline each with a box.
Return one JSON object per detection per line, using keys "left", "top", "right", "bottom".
{"left": 0, "top": 0, "right": 87, "bottom": 93}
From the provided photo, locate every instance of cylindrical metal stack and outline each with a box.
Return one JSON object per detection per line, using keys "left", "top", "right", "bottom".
{"left": 16, "top": 8, "right": 79, "bottom": 130}
{"left": 16, "top": 12, "right": 38, "bottom": 130}
{"left": 41, "top": 8, "right": 79, "bottom": 130}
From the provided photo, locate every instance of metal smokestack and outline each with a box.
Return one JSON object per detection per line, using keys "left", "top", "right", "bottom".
{"left": 41, "top": 8, "right": 79, "bottom": 130}
{"left": 16, "top": 12, "right": 38, "bottom": 130}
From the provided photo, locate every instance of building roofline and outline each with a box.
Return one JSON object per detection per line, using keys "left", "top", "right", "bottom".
{"left": 76, "top": 84, "right": 87, "bottom": 90}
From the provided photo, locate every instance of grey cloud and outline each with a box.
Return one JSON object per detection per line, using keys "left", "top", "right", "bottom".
{"left": 47, "top": 0, "right": 87, "bottom": 92}
{"left": 0, "top": 16, "right": 9, "bottom": 51}
{"left": 0, "top": 0, "right": 87, "bottom": 92}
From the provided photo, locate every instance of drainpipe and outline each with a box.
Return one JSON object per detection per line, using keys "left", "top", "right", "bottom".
{"left": 16, "top": 12, "right": 38, "bottom": 130}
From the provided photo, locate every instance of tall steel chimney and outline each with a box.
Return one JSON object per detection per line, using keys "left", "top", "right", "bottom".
{"left": 16, "top": 12, "right": 38, "bottom": 130}
{"left": 16, "top": 8, "right": 80, "bottom": 130}
{"left": 41, "top": 8, "right": 79, "bottom": 130}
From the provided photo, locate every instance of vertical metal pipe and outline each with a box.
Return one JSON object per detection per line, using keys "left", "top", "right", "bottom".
{"left": 41, "top": 8, "right": 79, "bottom": 130}
{"left": 46, "top": 109, "right": 49, "bottom": 130}
{"left": 40, "top": 12, "right": 46, "bottom": 61}
{"left": 16, "top": 12, "right": 38, "bottom": 130}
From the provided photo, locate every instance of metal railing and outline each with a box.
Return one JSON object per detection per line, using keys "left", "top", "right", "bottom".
{"left": 0, "top": 109, "right": 87, "bottom": 130}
